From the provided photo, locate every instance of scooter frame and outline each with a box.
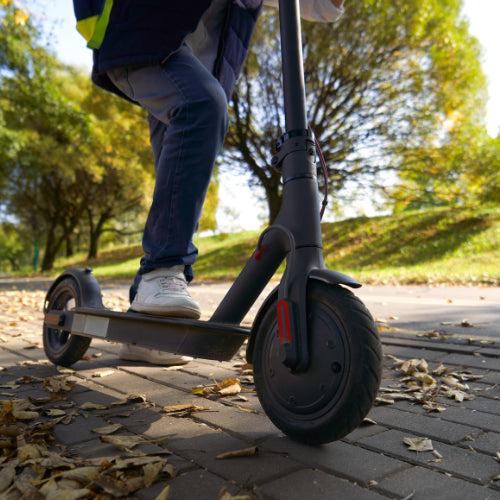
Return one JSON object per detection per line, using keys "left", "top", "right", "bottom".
{"left": 45, "top": 0, "right": 360, "bottom": 369}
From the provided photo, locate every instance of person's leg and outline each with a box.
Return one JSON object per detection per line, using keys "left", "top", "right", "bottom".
{"left": 108, "top": 46, "right": 229, "bottom": 313}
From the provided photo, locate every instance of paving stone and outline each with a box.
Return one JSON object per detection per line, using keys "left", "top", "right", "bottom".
{"left": 439, "top": 353, "right": 500, "bottom": 372}
{"left": 359, "top": 429, "right": 500, "bottom": 485}
{"left": 261, "top": 436, "right": 410, "bottom": 486}
{"left": 343, "top": 423, "right": 389, "bottom": 443}
{"left": 193, "top": 403, "right": 282, "bottom": 441}
{"left": 464, "top": 430, "right": 500, "bottom": 456}
{"left": 135, "top": 468, "right": 244, "bottom": 500}
{"left": 375, "top": 465, "right": 499, "bottom": 500}
{"left": 53, "top": 413, "right": 115, "bottom": 445}
{"left": 368, "top": 405, "right": 475, "bottom": 444}
{"left": 172, "top": 431, "right": 299, "bottom": 486}
{"left": 120, "top": 364, "right": 220, "bottom": 394}
{"left": 382, "top": 344, "right": 448, "bottom": 362}
{"left": 259, "top": 468, "right": 390, "bottom": 500}
{"left": 142, "top": 413, "right": 224, "bottom": 446}
{"left": 69, "top": 435, "right": 173, "bottom": 459}
{"left": 437, "top": 405, "right": 500, "bottom": 434}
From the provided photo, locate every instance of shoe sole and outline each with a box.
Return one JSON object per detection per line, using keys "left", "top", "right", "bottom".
{"left": 130, "top": 303, "right": 201, "bottom": 319}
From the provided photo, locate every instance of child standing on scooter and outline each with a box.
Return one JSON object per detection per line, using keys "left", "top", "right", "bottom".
{"left": 73, "top": 0, "right": 345, "bottom": 364}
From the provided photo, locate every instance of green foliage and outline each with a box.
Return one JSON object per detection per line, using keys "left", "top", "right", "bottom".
{"left": 51, "top": 206, "right": 499, "bottom": 286}
{"left": 0, "top": 221, "right": 32, "bottom": 271}
{"left": 225, "top": 0, "right": 488, "bottom": 221}
{"left": 0, "top": 5, "right": 155, "bottom": 270}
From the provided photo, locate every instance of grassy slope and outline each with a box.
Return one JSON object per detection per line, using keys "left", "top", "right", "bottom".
{"left": 53, "top": 206, "right": 500, "bottom": 285}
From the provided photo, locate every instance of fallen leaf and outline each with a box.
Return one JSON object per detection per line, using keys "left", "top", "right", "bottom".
{"left": 459, "top": 319, "right": 474, "bottom": 327}
{"left": 44, "top": 375, "right": 74, "bottom": 393}
{"left": 216, "top": 446, "right": 258, "bottom": 459}
{"left": 154, "top": 485, "right": 170, "bottom": 500}
{"left": 422, "top": 402, "right": 446, "bottom": 413}
{"left": 100, "top": 435, "right": 143, "bottom": 450}
{"left": 375, "top": 396, "right": 394, "bottom": 405}
{"left": 92, "top": 423, "right": 123, "bottom": 435}
{"left": 80, "top": 402, "right": 108, "bottom": 410}
{"left": 0, "top": 466, "right": 15, "bottom": 493}
{"left": 143, "top": 460, "right": 164, "bottom": 488}
{"left": 45, "top": 409, "right": 66, "bottom": 417}
{"left": 92, "top": 369, "right": 115, "bottom": 378}
{"left": 12, "top": 409, "right": 39, "bottom": 420}
{"left": 218, "top": 487, "right": 253, "bottom": 500}
{"left": 403, "top": 437, "right": 434, "bottom": 452}
{"left": 162, "top": 404, "right": 211, "bottom": 416}
{"left": 126, "top": 394, "right": 147, "bottom": 403}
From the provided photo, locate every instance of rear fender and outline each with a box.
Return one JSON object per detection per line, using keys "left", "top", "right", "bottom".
{"left": 44, "top": 267, "right": 104, "bottom": 312}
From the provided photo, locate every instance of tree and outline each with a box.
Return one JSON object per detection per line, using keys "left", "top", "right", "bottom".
{"left": 224, "top": 0, "right": 487, "bottom": 222}
{"left": 0, "top": 2, "right": 153, "bottom": 269}
{"left": 0, "top": 221, "right": 31, "bottom": 271}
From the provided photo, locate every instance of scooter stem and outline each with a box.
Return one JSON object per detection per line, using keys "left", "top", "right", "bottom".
{"left": 279, "top": 0, "right": 307, "bottom": 131}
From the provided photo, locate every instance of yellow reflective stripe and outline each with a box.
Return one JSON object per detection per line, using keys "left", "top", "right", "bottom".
{"left": 75, "top": 0, "right": 113, "bottom": 49}
{"left": 76, "top": 15, "right": 99, "bottom": 42}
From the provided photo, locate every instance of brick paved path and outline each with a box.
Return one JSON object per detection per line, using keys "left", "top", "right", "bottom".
{"left": 0, "top": 286, "right": 499, "bottom": 499}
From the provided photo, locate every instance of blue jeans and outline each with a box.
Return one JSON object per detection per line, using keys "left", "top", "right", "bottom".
{"left": 107, "top": 46, "right": 229, "bottom": 301}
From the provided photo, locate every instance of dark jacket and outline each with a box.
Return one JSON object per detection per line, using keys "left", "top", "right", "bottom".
{"left": 83, "top": 0, "right": 262, "bottom": 102}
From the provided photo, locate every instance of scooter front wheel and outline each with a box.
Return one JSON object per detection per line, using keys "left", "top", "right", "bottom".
{"left": 253, "top": 281, "right": 382, "bottom": 444}
{"left": 43, "top": 278, "right": 91, "bottom": 367}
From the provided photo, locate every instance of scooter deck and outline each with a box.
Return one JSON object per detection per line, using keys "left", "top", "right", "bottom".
{"left": 44, "top": 307, "right": 250, "bottom": 361}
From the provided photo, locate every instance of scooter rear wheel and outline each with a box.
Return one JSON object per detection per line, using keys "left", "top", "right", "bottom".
{"left": 43, "top": 278, "right": 91, "bottom": 367}
{"left": 253, "top": 282, "right": 382, "bottom": 444}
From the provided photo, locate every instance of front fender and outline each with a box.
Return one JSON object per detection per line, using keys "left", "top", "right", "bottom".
{"left": 245, "top": 269, "right": 361, "bottom": 364}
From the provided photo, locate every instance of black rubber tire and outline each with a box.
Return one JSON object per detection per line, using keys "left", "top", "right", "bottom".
{"left": 43, "top": 278, "right": 91, "bottom": 367}
{"left": 253, "top": 281, "right": 382, "bottom": 445}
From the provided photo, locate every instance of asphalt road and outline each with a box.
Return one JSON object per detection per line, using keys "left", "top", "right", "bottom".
{"left": 1, "top": 277, "right": 498, "bottom": 339}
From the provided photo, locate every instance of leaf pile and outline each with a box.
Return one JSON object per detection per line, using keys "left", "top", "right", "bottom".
{"left": 380, "top": 356, "right": 483, "bottom": 411}
{"left": 0, "top": 373, "right": 173, "bottom": 499}
{"left": 191, "top": 378, "right": 243, "bottom": 398}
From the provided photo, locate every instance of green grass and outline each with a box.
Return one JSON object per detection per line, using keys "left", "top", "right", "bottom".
{"left": 49, "top": 205, "right": 500, "bottom": 285}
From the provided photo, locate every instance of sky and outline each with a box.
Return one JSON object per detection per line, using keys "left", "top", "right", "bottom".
{"left": 21, "top": 0, "right": 500, "bottom": 229}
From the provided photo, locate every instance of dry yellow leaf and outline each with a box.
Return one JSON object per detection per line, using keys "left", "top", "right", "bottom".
{"left": 60, "top": 466, "right": 101, "bottom": 483}
{"left": 154, "top": 485, "right": 170, "bottom": 500}
{"left": 216, "top": 446, "right": 258, "bottom": 460}
{"left": 218, "top": 487, "right": 253, "bottom": 500}
{"left": 17, "top": 444, "right": 43, "bottom": 461}
{"left": 45, "top": 409, "right": 66, "bottom": 417}
{"left": 44, "top": 376, "right": 73, "bottom": 393}
{"left": 403, "top": 437, "right": 433, "bottom": 452}
{"left": 92, "top": 423, "right": 123, "bottom": 435}
{"left": 143, "top": 461, "right": 164, "bottom": 488}
{"left": 12, "top": 409, "right": 39, "bottom": 420}
{"left": 92, "top": 369, "right": 115, "bottom": 378}
{"left": 100, "top": 435, "right": 142, "bottom": 450}
{"left": 163, "top": 404, "right": 211, "bottom": 416}
{"left": 80, "top": 402, "right": 108, "bottom": 410}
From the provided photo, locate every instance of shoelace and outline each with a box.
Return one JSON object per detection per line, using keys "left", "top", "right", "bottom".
{"left": 158, "top": 276, "right": 187, "bottom": 294}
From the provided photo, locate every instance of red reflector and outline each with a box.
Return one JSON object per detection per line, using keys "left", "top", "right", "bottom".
{"left": 277, "top": 300, "right": 292, "bottom": 344}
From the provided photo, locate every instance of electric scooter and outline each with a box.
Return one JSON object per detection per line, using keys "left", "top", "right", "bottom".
{"left": 43, "top": 0, "right": 382, "bottom": 445}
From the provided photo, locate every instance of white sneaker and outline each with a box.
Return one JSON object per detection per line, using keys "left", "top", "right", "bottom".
{"left": 130, "top": 266, "right": 201, "bottom": 319}
{"left": 119, "top": 344, "right": 193, "bottom": 366}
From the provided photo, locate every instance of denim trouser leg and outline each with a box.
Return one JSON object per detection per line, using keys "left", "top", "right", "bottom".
{"left": 107, "top": 46, "right": 229, "bottom": 301}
